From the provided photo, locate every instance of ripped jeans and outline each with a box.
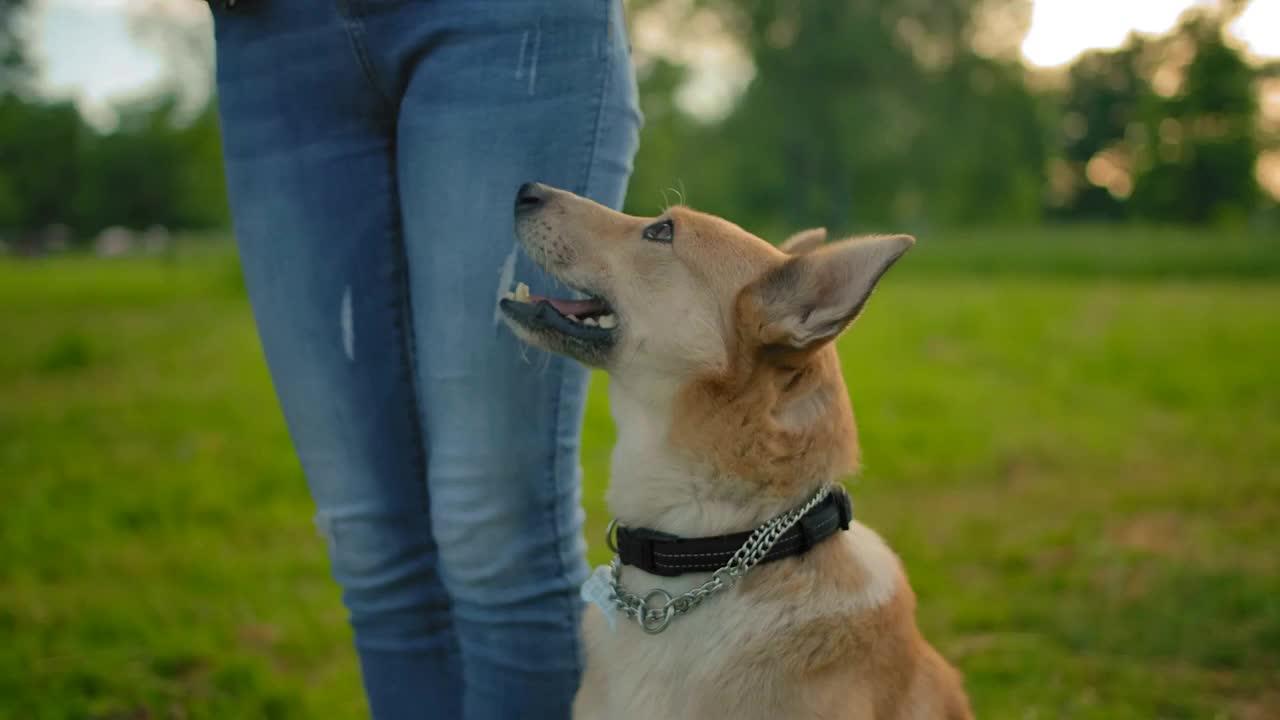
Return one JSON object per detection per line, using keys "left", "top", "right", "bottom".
{"left": 210, "top": 0, "right": 639, "bottom": 717}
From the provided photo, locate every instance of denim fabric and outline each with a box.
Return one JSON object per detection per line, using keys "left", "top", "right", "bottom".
{"left": 210, "top": 1, "right": 639, "bottom": 717}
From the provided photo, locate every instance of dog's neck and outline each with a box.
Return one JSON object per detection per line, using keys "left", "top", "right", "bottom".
{"left": 605, "top": 353, "right": 857, "bottom": 541}
{"left": 606, "top": 374, "right": 748, "bottom": 539}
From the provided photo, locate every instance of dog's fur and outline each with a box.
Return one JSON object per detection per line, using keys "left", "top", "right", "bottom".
{"left": 501, "top": 185, "right": 972, "bottom": 719}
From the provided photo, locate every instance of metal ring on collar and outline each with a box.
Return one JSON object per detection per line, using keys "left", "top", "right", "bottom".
{"left": 606, "top": 518, "right": 620, "bottom": 553}
{"left": 639, "top": 588, "right": 675, "bottom": 634}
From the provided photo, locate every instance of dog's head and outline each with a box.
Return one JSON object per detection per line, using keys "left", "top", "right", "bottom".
{"left": 500, "top": 182, "right": 911, "bottom": 381}
{"left": 500, "top": 182, "right": 912, "bottom": 504}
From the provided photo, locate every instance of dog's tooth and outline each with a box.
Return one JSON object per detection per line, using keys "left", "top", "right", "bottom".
{"left": 515, "top": 282, "right": 531, "bottom": 302}
{"left": 598, "top": 314, "right": 617, "bottom": 329}
{"left": 583, "top": 317, "right": 598, "bottom": 327}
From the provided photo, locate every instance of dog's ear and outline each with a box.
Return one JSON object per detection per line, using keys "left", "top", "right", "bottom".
{"left": 746, "top": 234, "right": 913, "bottom": 353}
{"left": 778, "top": 227, "right": 827, "bottom": 254}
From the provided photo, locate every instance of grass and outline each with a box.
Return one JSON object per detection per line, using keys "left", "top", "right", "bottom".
{"left": 2, "top": 228, "right": 1278, "bottom": 718}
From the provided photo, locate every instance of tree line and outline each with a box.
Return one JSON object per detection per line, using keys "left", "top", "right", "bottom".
{"left": 0, "top": 94, "right": 227, "bottom": 245}
{"left": 622, "top": 0, "right": 1276, "bottom": 233}
{"left": 0, "top": 0, "right": 1275, "bottom": 247}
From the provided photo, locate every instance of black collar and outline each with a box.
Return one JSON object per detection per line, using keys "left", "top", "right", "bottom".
{"left": 613, "top": 487, "right": 853, "bottom": 577}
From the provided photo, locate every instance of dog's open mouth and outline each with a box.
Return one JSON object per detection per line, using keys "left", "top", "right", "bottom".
{"left": 499, "top": 281, "right": 619, "bottom": 342}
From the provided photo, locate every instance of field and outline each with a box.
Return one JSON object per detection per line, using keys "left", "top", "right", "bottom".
{"left": 3, "top": 227, "right": 1279, "bottom": 719}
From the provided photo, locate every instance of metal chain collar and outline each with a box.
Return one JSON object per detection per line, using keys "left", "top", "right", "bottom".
{"left": 606, "top": 485, "right": 834, "bottom": 635}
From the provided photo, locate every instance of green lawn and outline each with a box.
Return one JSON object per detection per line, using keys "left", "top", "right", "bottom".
{"left": 3, "top": 228, "right": 1278, "bottom": 719}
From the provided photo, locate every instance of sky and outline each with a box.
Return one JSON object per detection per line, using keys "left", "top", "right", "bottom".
{"left": 27, "top": 0, "right": 1280, "bottom": 122}
{"left": 34, "top": 1, "right": 163, "bottom": 112}
{"left": 1021, "top": 0, "right": 1280, "bottom": 66}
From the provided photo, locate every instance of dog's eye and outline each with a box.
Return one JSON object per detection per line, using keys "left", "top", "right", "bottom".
{"left": 643, "top": 219, "right": 674, "bottom": 244}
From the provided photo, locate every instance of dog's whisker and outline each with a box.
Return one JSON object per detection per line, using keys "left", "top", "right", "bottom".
{"left": 659, "top": 183, "right": 687, "bottom": 213}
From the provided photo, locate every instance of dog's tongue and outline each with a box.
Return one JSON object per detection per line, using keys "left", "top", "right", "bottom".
{"left": 534, "top": 296, "right": 605, "bottom": 316}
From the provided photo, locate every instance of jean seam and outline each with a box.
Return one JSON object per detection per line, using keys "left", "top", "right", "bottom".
{"left": 336, "top": 0, "right": 398, "bottom": 121}
{"left": 388, "top": 183, "right": 430, "bottom": 507}
{"left": 576, "top": 0, "right": 613, "bottom": 198}
{"left": 339, "top": 0, "right": 424, "bottom": 500}
{"left": 545, "top": 359, "right": 571, "bottom": 600}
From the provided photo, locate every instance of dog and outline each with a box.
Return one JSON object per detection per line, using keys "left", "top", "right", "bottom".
{"left": 499, "top": 183, "right": 972, "bottom": 720}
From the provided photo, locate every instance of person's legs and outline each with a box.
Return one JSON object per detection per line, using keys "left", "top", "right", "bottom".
{"left": 211, "top": 3, "right": 461, "bottom": 718}
{"left": 366, "top": 0, "right": 641, "bottom": 715}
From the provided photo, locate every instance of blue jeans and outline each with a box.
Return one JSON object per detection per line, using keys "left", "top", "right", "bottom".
{"left": 209, "top": 1, "right": 639, "bottom": 717}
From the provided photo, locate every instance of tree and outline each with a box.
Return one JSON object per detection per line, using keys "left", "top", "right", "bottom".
{"left": 74, "top": 94, "right": 229, "bottom": 235}
{"left": 1051, "top": 5, "right": 1266, "bottom": 224}
{"left": 1050, "top": 39, "right": 1152, "bottom": 220}
{"left": 1130, "top": 12, "right": 1262, "bottom": 224}
{"left": 0, "top": 95, "right": 82, "bottom": 233}
{"left": 127, "top": 3, "right": 216, "bottom": 122}
{"left": 625, "top": 0, "right": 1046, "bottom": 234}
{"left": 0, "top": 0, "right": 30, "bottom": 95}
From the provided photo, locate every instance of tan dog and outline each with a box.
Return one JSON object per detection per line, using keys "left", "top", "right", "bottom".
{"left": 500, "top": 183, "right": 972, "bottom": 720}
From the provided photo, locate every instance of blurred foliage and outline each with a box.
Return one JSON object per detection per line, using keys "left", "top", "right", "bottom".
{"left": 0, "top": 0, "right": 28, "bottom": 93}
{"left": 0, "top": 94, "right": 80, "bottom": 231}
{"left": 0, "top": 94, "right": 229, "bottom": 242}
{"left": 0, "top": 0, "right": 1276, "bottom": 245}
{"left": 628, "top": 0, "right": 1050, "bottom": 233}
{"left": 0, "top": 2, "right": 227, "bottom": 246}
{"left": 73, "top": 97, "right": 229, "bottom": 233}
{"left": 623, "top": 0, "right": 1276, "bottom": 233}
{"left": 1052, "top": 8, "right": 1267, "bottom": 224}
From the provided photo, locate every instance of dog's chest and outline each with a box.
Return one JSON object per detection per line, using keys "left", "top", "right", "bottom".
{"left": 578, "top": 591, "right": 812, "bottom": 720}
{"left": 579, "top": 605, "right": 750, "bottom": 718}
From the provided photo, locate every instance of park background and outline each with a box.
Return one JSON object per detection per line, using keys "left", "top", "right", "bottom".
{"left": 2, "top": 0, "right": 1278, "bottom": 717}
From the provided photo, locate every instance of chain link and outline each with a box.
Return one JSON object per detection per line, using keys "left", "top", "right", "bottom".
{"left": 607, "top": 485, "right": 833, "bottom": 634}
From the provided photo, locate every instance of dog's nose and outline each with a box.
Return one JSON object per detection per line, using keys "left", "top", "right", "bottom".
{"left": 515, "top": 182, "right": 547, "bottom": 215}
